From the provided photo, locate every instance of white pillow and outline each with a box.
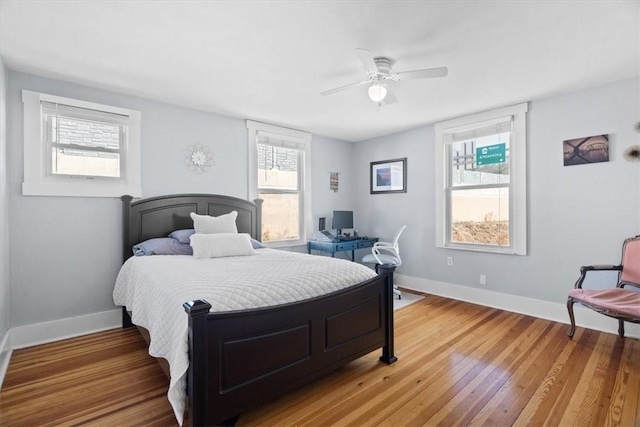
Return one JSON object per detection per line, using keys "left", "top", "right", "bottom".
{"left": 190, "top": 211, "right": 238, "bottom": 234}
{"left": 190, "top": 233, "right": 256, "bottom": 259}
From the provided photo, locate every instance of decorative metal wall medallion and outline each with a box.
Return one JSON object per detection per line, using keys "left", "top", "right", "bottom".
{"left": 185, "top": 143, "right": 215, "bottom": 173}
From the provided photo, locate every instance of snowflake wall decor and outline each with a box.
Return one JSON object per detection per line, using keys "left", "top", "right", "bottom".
{"left": 185, "top": 143, "right": 215, "bottom": 173}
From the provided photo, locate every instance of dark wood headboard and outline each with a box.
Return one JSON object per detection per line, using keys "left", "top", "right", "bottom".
{"left": 121, "top": 193, "right": 262, "bottom": 262}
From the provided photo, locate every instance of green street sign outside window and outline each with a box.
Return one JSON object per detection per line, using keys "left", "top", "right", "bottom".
{"left": 476, "top": 143, "right": 506, "bottom": 166}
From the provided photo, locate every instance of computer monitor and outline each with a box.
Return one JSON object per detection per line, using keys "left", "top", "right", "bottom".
{"left": 332, "top": 210, "right": 353, "bottom": 235}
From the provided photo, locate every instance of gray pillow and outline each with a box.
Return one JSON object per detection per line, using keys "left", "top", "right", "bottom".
{"left": 133, "top": 237, "right": 193, "bottom": 256}
{"left": 169, "top": 229, "right": 195, "bottom": 244}
{"left": 250, "top": 238, "right": 265, "bottom": 249}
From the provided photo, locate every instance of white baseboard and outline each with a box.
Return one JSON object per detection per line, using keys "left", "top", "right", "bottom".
{"left": 396, "top": 274, "right": 640, "bottom": 339}
{"left": 0, "top": 330, "right": 12, "bottom": 388}
{"left": 9, "top": 308, "right": 121, "bottom": 350}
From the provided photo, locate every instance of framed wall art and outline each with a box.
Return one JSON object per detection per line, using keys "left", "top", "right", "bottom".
{"left": 563, "top": 134, "right": 609, "bottom": 166}
{"left": 370, "top": 157, "right": 407, "bottom": 194}
{"left": 330, "top": 172, "right": 339, "bottom": 192}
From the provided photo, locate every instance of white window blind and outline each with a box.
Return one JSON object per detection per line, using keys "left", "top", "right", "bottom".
{"left": 443, "top": 116, "right": 513, "bottom": 144}
{"left": 257, "top": 133, "right": 306, "bottom": 150}
{"left": 41, "top": 101, "right": 131, "bottom": 126}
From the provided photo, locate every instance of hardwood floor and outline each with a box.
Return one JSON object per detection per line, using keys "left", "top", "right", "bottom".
{"left": 1, "top": 295, "right": 638, "bottom": 426}
{"left": 0, "top": 327, "right": 176, "bottom": 426}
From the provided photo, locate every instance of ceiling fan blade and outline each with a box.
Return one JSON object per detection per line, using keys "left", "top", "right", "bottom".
{"left": 396, "top": 66, "right": 448, "bottom": 80}
{"left": 384, "top": 88, "right": 398, "bottom": 105}
{"left": 320, "top": 80, "right": 367, "bottom": 96}
{"left": 355, "top": 48, "right": 379, "bottom": 74}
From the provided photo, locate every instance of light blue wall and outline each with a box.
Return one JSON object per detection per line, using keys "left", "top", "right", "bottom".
{"left": 310, "top": 134, "right": 356, "bottom": 235}
{"left": 354, "top": 77, "right": 640, "bottom": 305}
{"left": 6, "top": 68, "right": 637, "bottom": 328}
{"left": 6, "top": 71, "right": 354, "bottom": 328}
{"left": 0, "top": 57, "right": 9, "bottom": 343}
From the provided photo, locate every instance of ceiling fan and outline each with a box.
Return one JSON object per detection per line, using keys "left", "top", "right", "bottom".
{"left": 321, "top": 48, "right": 448, "bottom": 105}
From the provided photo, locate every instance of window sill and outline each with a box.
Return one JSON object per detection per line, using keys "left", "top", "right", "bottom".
{"left": 264, "top": 242, "right": 306, "bottom": 249}
{"left": 442, "top": 242, "right": 523, "bottom": 255}
{"left": 22, "top": 181, "right": 142, "bottom": 198}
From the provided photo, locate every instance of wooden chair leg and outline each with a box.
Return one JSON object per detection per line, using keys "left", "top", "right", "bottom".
{"left": 618, "top": 319, "right": 625, "bottom": 338}
{"left": 567, "top": 297, "right": 577, "bottom": 339}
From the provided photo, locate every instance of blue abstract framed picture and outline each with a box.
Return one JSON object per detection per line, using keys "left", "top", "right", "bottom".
{"left": 370, "top": 157, "right": 407, "bottom": 194}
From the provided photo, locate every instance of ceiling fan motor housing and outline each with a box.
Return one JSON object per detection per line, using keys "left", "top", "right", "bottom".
{"left": 373, "top": 57, "right": 394, "bottom": 75}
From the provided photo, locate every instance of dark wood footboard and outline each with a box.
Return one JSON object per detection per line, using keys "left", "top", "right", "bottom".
{"left": 183, "top": 264, "right": 397, "bottom": 426}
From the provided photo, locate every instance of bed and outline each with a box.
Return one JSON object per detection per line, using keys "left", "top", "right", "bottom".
{"left": 116, "top": 193, "right": 397, "bottom": 426}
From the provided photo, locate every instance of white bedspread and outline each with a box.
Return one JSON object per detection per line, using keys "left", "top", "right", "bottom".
{"left": 112, "top": 249, "right": 377, "bottom": 425}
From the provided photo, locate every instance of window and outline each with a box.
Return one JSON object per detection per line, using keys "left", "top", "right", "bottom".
{"left": 247, "top": 121, "right": 311, "bottom": 246}
{"left": 22, "top": 90, "right": 141, "bottom": 197}
{"left": 435, "top": 103, "right": 528, "bottom": 254}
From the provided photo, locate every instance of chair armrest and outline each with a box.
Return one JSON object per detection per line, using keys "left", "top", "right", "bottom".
{"left": 372, "top": 245, "right": 399, "bottom": 265}
{"left": 574, "top": 264, "right": 622, "bottom": 289}
{"left": 374, "top": 241, "right": 393, "bottom": 247}
{"left": 581, "top": 264, "right": 622, "bottom": 273}
{"left": 619, "top": 281, "right": 640, "bottom": 290}
{"left": 374, "top": 246, "right": 397, "bottom": 256}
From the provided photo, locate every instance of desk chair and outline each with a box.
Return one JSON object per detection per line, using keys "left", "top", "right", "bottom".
{"left": 362, "top": 225, "right": 406, "bottom": 299}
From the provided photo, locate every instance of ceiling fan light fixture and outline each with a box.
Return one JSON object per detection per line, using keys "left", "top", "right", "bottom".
{"left": 368, "top": 84, "right": 387, "bottom": 103}
{"left": 320, "top": 48, "right": 448, "bottom": 104}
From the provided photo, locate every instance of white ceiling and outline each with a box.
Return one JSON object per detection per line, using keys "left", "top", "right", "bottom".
{"left": 1, "top": 1, "right": 638, "bottom": 142}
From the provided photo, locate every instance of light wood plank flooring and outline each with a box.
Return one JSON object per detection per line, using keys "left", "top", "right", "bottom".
{"left": 1, "top": 294, "right": 638, "bottom": 426}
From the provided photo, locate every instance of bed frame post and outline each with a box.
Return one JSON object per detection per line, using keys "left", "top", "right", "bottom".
{"left": 121, "top": 307, "right": 134, "bottom": 328}
{"left": 378, "top": 264, "right": 398, "bottom": 364}
{"left": 121, "top": 195, "right": 133, "bottom": 262}
{"left": 121, "top": 195, "right": 135, "bottom": 328}
{"left": 253, "top": 198, "right": 263, "bottom": 241}
{"left": 183, "top": 299, "right": 212, "bottom": 427}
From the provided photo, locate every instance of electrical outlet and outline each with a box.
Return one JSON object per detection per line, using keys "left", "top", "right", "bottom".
{"left": 480, "top": 274, "right": 487, "bottom": 285}
{"left": 447, "top": 256, "right": 454, "bottom": 266}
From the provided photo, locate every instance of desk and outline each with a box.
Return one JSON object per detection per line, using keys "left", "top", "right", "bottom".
{"left": 307, "top": 237, "right": 378, "bottom": 262}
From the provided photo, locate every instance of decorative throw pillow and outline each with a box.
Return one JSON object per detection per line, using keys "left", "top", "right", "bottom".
{"left": 190, "top": 233, "right": 256, "bottom": 259}
{"left": 132, "top": 237, "right": 193, "bottom": 256}
{"left": 190, "top": 211, "right": 238, "bottom": 234}
{"left": 170, "top": 228, "right": 265, "bottom": 248}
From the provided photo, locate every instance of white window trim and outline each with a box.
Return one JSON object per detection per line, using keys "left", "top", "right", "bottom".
{"left": 247, "top": 120, "right": 312, "bottom": 246}
{"left": 22, "top": 90, "right": 142, "bottom": 197}
{"left": 435, "top": 102, "right": 528, "bottom": 255}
